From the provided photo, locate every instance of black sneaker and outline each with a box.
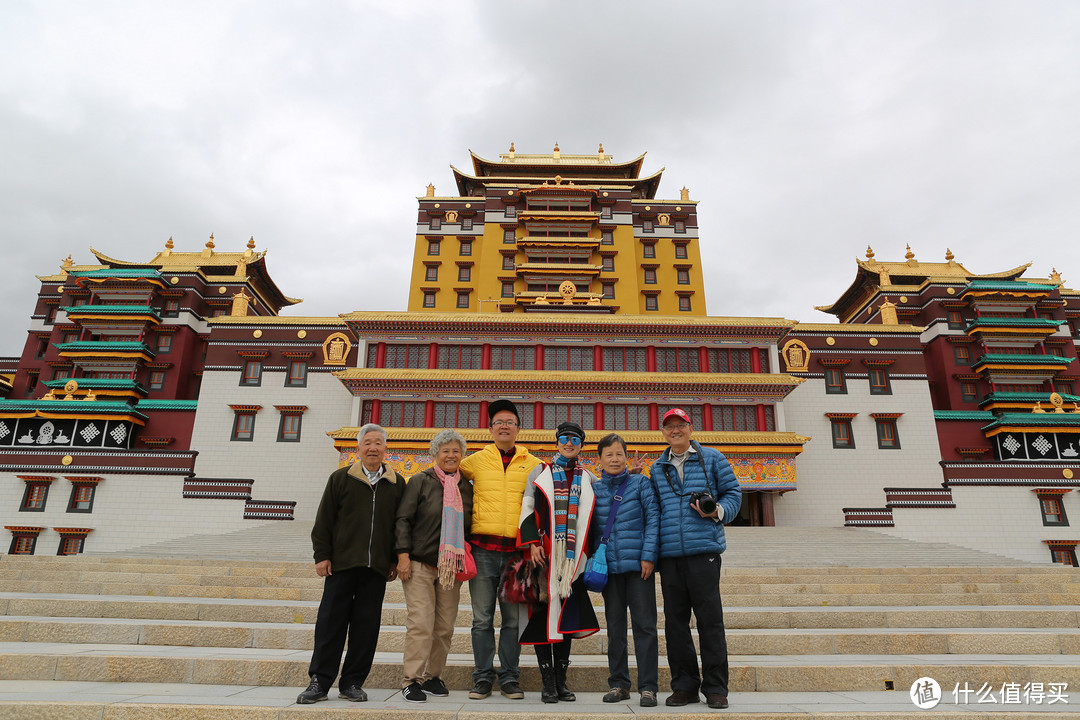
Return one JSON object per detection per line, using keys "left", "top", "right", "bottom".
{"left": 402, "top": 681, "right": 427, "bottom": 703}
{"left": 469, "top": 680, "right": 493, "bottom": 699}
{"left": 296, "top": 677, "right": 327, "bottom": 704}
{"left": 339, "top": 685, "right": 368, "bottom": 702}
{"left": 422, "top": 677, "right": 450, "bottom": 696}
{"left": 500, "top": 680, "right": 525, "bottom": 699}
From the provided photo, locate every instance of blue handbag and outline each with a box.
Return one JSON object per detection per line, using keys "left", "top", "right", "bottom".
{"left": 583, "top": 475, "right": 630, "bottom": 592}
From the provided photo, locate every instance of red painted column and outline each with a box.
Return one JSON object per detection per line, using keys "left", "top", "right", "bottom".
{"left": 594, "top": 346, "right": 604, "bottom": 371}
{"left": 375, "top": 342, "right": 386, "bottom": 368}
{"left": 594, "top": 401, "right": 604, "bottom": 431}
{"left": 370, "top": 399, "right": 382, "bottom": 424}
{"left": 646, "top": 347, "right": 656, "bottom": 373}
{"left": 482, "top": 343, "right": 491, "bottom": 370}
{"left": 534, "top": 402, "right": 544, "bottom": 430}
{"left": 760, "top": 492, "right": 775, "bottom": 527}
{"left": 648, "top": 403, "right": 659, "bottom": 431}
{"left": 699, "top": 346, "right": 709, "bottom": 372}
{"left": 479, "top": 400, "right": 489, "bottom": 427}
{"left": 703, "top": 403, "right": 714, "bottom": 431}
{"left": 535, "top": 345, "right": 544, "bottom": 370}
{"left": 751, "top": 347, "right": 762, "bottom": 373}
{"left": 756, "top": 404, "right": 768, "bottom": 431}
{"left": 428, "top": 342, "right": 439, "bottom": 369}
{"left": 424, "top": 400, "right": 435, "bottom": 428}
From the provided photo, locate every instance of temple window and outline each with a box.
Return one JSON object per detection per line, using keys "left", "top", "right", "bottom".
{"left": 875, "top": 418, "right": 900, "bottom": 449}
{"left": 600, "top": 206, "right": 612, "bottom": 219}
{"left": 1055, "top": 381, "right": 1075, "bottom": 395}
{"left": 384, "top": 344, "right": 428, "bottom": 369}
{"left": 434, "top": 402, "right": 480, "bottom": 428}
{"left": 429, "top": 217, "right": 441, "bottom": 230}
{"left": 708, "top": 348, "right": 754, "bottom": 373}
{"left": 869, "top": 368, "right": 892, "bottom": 395}
{"left": 679, "top": 295, "right": 692, "bottom": 312}
{"left": 456, "top": 291, "right": 470, "bottom": 309}
{"left": 286, "top": 361, "right": 308, "bottom": 388}
{"left": 642, "top": 243, "right": 656, "bottom": 259}
{"left": 645, "top": 295, "right": 658, "bottom": 312}
{"left": 277, "top": 412, "right": 304, "bottom": 442}
{"left": 162, "top": 300, "right": 180, "bottom": 318}
{"left": 457, "top": 266, "right": 471, "bottom": 282}
{"left": 459, "top": 239, "right": 472, "bottom": 256}
{"left": 461, "top": 217, "right": 473, "bottom": 230}
{"left": 52, "top": 368, "right": 72, "bottom": 381}
{"left": 830, "top": 417, "right": 855, "bottom": 449}
{"left": 422, "top": 291, "right": 436, "bottom": 308}
{"left": 504, "top": 204, "right": 516, "bottom": 218}
{"left": 381, "top": 401, "right": 425, "bottom": 427}
{"left": 676, "top": 268, "right": 691, "bottom": 285}
{"left": 1037, "top": 493, "right": 1070, "bottom": 527}
{"left": 490, "top": 345, "right": 535, "bottom": 370}
{"left": 953, "top": 346, "right": 970, "bottom": 366}
{"left": 240, "top": 360, "right": 262, "bottom": 387}
{"left": 656, "top": 347, "right": 700, "bottom": 373}
{"left": 643, "top": 268, "right": 657, "bottom": 284}
{"left": 148, "top": 371, "right": 166, "bottom": 391}
{"left": 504, "top": 228, "right": 516, "bottom": 243}
{"left": 231, "top": 411, "right": 257, "bottom": 441}
{"left": 674, "top": 243, "right": 688, "bottom": 259}
{"left": 20, "top": 481, "right": 51, "bottom": 512}
{"left": 674, "top": 220, "right": 686, "bottom": 233}
{"left": 427, "top": 239, "right": 441, "bottom": 256}
{"left": 602, "top": 256, "right": 615, "bottom": 272}
{"left": 501, "top": 281, "right": 515, "bottom": 298}
{"left": 601, "top": 282, "right": 615, "bottom": 299}
{"left": 604, "top": 404, "right": 650, "bottom": 431}
{"left": 8, "top": 533, "right": 38, "bottom": 555}
{"left": 544, "top": 347, "right": 592, "bottom": 371}
{"left": 67, "top": 483, "right": 97, "bottom": 513}
{"left": 25, "top": 371, "right": 39, "bottom": 396}
{"left": 960, "top": 382, "right": 978, "bottom": 402}
{"left": 425, "top": 266, "right": 438, "bottom": 282}
{"left": 947, "top": 311, "right": 964, "bottom": 329}
{"left": 602, "top": 347, "right": 647, "bottom": 372}
{"left": 1050, "top": 545, "right": 1078, "bottom": 566}
{"left": 155, "top": 335, "right": 172, "bottom": 353}
{"left": 437, "top": 345, "right": 482, "bottom": 370}
{"left": 641, "top": 219, "right": 654, "bottom": 233}
{"left": 502, "top": 255, "right": 515, "bottom": 271}
{"left": 543, "top": 403, "right": 595, "bottom": 430}
{"left": 57, "top": 535, "right": 86, "bottom": 555}
{"left": 711, "top": 405, "right": 755, "bottom": 431}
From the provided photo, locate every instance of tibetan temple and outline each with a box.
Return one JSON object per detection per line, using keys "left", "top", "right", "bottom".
{"left": 1, "top": 146, "right": 1078, "bottom": 567}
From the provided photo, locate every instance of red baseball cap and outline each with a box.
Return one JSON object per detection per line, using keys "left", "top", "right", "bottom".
{"left": 662, "top": 408, "right": 691, "bottom": 425}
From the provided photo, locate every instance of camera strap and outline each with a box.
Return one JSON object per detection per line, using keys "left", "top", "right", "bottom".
{"left": 660, "top": 445, "right": 710, "bottom": 498}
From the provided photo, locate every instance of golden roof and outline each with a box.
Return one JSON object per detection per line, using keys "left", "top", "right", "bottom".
{"left": 791, "top": 322, "right": 927, "bottom": 333}
{"left": 334, "top": 367, "right": 803, "bottom": 387}
{"left": 471, "top": 148, "right": 647, "bottom": 170}
{"left": 207, "top": 316, "right": 346, "bottom": 325}
{"left": 340, "top": 310, "right": 795, "bottom": 330}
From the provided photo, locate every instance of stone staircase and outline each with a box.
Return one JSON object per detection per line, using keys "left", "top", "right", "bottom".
{"left": 0, "top": 527, "right": 1078, "bottom": 718}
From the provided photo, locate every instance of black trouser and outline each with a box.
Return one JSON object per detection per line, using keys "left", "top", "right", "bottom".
{"left": 308, "top": 566, "right": 387, "bottom": 689}
{"left": 534, "top": 638, "right": 571, "bottom": 665}
{"left": 658, "top": 553, "right": 728, "bottom": 696}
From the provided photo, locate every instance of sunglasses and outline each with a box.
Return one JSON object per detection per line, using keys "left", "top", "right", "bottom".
{"left": 557, "top": 435, "right": 582, "bottom": 446}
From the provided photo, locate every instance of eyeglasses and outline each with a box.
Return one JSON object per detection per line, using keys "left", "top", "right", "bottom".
{"left": 491, "top": 419, "right": 519, "bottom": 427}
{"left": 663, "top": 422, "right": 690, "bottom": 430}
{"left": 557, "top": 435, "right": 582, "bottom": 446}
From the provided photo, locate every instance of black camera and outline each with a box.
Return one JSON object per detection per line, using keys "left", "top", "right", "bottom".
{"left": 690, "top": 491, "right": 717, "bottom": 515}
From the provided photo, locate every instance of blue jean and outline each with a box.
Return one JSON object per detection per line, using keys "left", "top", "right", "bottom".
{"left": 468, "top": 545, "right": 521, "bottom": 685}
{"left": 602, "top": 570, "right": 659, "bottom": 692}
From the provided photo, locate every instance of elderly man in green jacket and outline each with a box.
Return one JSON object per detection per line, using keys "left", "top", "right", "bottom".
{"left": 297, "top": 423, "right": 405, "bottom": 704}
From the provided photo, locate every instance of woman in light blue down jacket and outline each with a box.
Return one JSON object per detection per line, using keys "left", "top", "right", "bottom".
{"left": 590, "top": 433, "right": 660, "bottom": 708}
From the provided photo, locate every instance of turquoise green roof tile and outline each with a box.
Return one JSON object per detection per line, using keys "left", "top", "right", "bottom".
{"left": 935, "top": 411, "right": 996, "bottom": 421}
{"left": 962, "top": 280, "right": 1054, "bottom": 293}
{"left": 55, "top": 341, "right": 155, "bottom": 355}
{"left": 979, "top": 392, "right": 1080, "bottom": 405}
{"left": 965, "top": 318, "right": 1062, "bottom": 329}
{"left": 135, "top": 400, "right": 198, "bottom": 411}
{"left": 982, "top": 413, "right": 1080, "bottom": 431}
{"left": 972, "top": 354, "right": 1072, "bottom": 366}
{"left": 43, "top": 378, "right": 148, "bottom": 394}
{"left": 61, "top": 305, "right": 161, "bottom": 318}
{"left": 0, "top": 399, "right": 147, "bottom": 420}
{"left": 68, "top": 269, "right": 164, "bottom": 279}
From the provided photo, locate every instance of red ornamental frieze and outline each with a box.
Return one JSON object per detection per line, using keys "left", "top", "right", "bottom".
{"left": 339, "top": 380, "right": 795, "bottom": 401}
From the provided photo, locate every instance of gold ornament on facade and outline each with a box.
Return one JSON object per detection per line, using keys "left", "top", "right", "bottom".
{"left": 781, "top": 339, "right": 810, "bottom": 372}
{"left": 42, "top": 389, "right": 57, "bottom": 400}
{"left": 170, "top": 277, "right": 179, "bottom": 284}
{"left": 64, "top": 380, "right": 78, "bottom": 395}
{"left": 297, "top": 330, "right": 307, "bottom": 339}
{"left": 1065, "top": 469, "right": 1075, "bottom": 479}
{"left": 879, "top": 300, "right": 899, "bottom": 325}
{"left": 658, "top": 213, "right": 671, "bottom": 226}
{"left": 253, "top": 329, "right": 262, "bottom": 338}
{"left": 1051, "top": 268, "right": 1063, "bottom": 285}
{"left": 559, "top": 281, "right": 577, "bottom": 304}
{"left": 1033, "top": 401, "right": 1046, "bottom": 413}
{"left": 1050, "top": 393, "right": 1065, "bottom": 412}
{"left": 869, "top": 338, "right": 879, "bottom": 346}
{"left": 426, "top": 184, "right": 435, "bottom": 198}
{"left": 84, "top": 389, "right": 96, "bottom": 402}
{"left": 218, "top": 287, "right": 227, "bottom": 294}
{"left": 323, "top": 332, "right": 352, "bottom": 365}
{"left": 680, "top": 187, "right": 689, "bottom": 201}
{"left": 231, "top": 290, "right": 253, "bottom": 317}
{"left": 62, "top": 455, "right": 73, "bottom": 466}
{"left": 534, "top": 295, "right": 549, "bottom": 305}
{"left": 826, "top": 337, "right": 836, "bottom": 346}
{"left": 905, "top": 244, "right": 915, "bottom": 262}
{"left": 445, "top": 210, "right": 458, "bottom": 223}
{"left": 899, "top": 296, "right": 908, "bottom": 303}
{"left": 947, "top": 287, "right": 956, "bottom": 295}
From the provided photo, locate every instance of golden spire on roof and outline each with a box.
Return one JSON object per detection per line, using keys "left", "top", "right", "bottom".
{"left": 865, "top": 245, "right": 875, "bottom": 261}
{"left": 202, "top": 234, "right": 215, "bottom": 258}
{"left": 905, "top": 244, "right": 915, "bottom": 261}
{"left": 1051, "top": 267, "right": 1063, "bottom": 284}
{"left": 945, "top": 248, "right": 954, "bottom": 262}
{"left": 425, "top": 183, "right": 435, "bottom": 198}
{"left": 681, "top": 187, "right": 690, "bottom": 201}
{"left": 508, "top": 142, "right": 515, "bottom": 159}
{"left": 598, "top": 142, "right": 605, "bottom": 158}
{"left": 247, "top": 236, "right": 256, "bottom": 250}
{"left": 166, "top": 237, "right": 174, "bottom": 250}
{"left": 58, "top": 254, "right": 73, "bottom": 279}
{"left": 553, "top": 142, "right": 560, "bottom": 160}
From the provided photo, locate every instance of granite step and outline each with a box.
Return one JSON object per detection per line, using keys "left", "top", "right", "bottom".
{"left": 3, "top": 616, "right": 1079, "bottom": 655}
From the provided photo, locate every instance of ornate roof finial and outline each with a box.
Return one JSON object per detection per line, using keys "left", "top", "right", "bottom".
{"left": 945, "top": 248, "right": 954, "bottom": 262}
{"left": 59, "top": 254, "right": 73, "bottom": 278}
{"left": 553, "top": 142, "right": 560, "bottom": 160}
{"left": 1051, "top": 267, "right": 1063, "bottom": 284}
{"left": 166, "top": 237, "right": 174, "bottom": 250}
{"left": 905, "top": 244, "right": 916, "bottom": 262}
{"left": 425, "top": 183, "right": 435, "bottom": 198}
{"left": 247, "top": 236, "right": 256, "bottom": 250}
{"left": 598, "top": 142, "right": 604, "bottom": 156}
{"left": 508, "top": 142, "right": 515, "bottom": 159}
{"left": 865, "top": 245, "right": 875, "bottom": 261}
{"left": 680, "top": 187, "right": 690, "bottom": 201}
{"left": 206, "top": 233, "right": 215, "bottom": 249}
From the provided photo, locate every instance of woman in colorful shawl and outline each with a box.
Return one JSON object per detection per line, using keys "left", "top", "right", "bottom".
{"left": 517, "top": 421, "right": 599, "bottom": 703}
{"left": 394, "top": 430, "right": 474, "bottom": 703}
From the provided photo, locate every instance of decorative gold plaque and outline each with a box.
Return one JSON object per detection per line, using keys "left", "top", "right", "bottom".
{"left": 826, "top": 337, "right": 836, "bottom": 346}
{"left": 869, "top": 338, "right": 879, "bottom": 346}
{"left": 297, "top": 330, "right": 307, "bottom": 339}
{"left": 253, "top": 330, "right": 263, "bottom": 338}
{"left": 781, "top": 339, "right": 810, "bottom": 372}
{"left": 1065, "top": 469, "right": 1075, "bottom": 479}
{"left": 62, "top": 455, "right": 73, "bottom": 466}
{"left": 323, "top": 332, "right": 352, "bottom": 365}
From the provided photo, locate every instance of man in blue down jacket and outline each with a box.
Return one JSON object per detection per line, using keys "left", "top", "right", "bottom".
{"left": 648, "top": 408, "right": 741, "bottom": 710}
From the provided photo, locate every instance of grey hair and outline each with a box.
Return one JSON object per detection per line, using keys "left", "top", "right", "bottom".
{"left": 358, "top": 423, "right": 388, "bottom": 442}
{"left": 430, "top": 429, "right": 467, "bottom": 456}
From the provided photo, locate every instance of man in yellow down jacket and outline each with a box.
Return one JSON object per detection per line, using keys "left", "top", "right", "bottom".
{"left": 459, "top": 399, "right": 541, "bottom": 700}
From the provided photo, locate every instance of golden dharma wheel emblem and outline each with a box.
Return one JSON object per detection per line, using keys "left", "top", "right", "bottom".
{"left": 900, "top": 296, "right": 908, "bottom": 303}
{"left": 1050, "top": 392, "right": 1065, "bottom": 408}
{"left": 61, "top": 455, "right": 73, "bottom": 466}
{"left": 64, "top": 380, "right": 78, "bottom": 394}
{"left": 559, "top": 281, "right": 577, "bottom": 304}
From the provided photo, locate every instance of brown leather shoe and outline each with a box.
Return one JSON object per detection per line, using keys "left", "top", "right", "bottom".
{"left": 665, "top": 689, "right": 700, "bottom": 706}
{"left": 706, "top": 692, "right": 729, "bottom": 709}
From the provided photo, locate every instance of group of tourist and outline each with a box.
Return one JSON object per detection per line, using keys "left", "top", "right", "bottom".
{"left": 296, "top": 398, "right": 742, "bottom": 710}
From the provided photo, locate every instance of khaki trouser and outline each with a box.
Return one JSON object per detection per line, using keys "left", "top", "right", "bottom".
{"left": 402, "top": 561, "right": 462, "bottom": 685}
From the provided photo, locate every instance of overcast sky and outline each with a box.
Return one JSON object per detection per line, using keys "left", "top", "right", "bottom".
{"left": 2, "top": 1, "right": 1079, "bottom": 356}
